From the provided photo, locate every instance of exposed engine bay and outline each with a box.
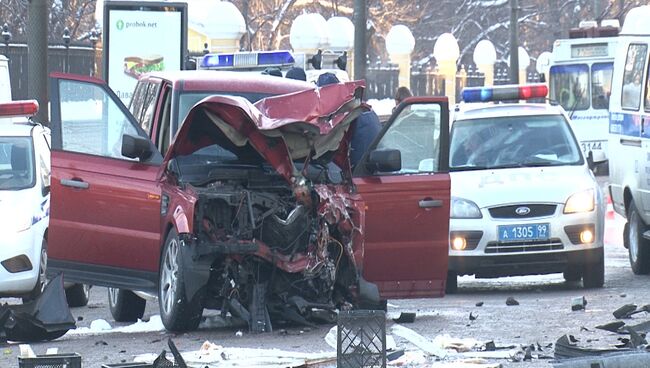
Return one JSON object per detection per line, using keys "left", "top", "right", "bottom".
{"left": 186, "top": 164, "right": 360, "bottom": 332}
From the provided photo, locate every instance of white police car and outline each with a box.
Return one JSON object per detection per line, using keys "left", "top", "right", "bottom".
{"left": 0, "top": 100, "right": 50, "bottom": 300}
{"left": 0, "top": 100, "right": 90, "bottom": 306}
{"left": 447, "top": 84, "right": 606, "bottom": 292}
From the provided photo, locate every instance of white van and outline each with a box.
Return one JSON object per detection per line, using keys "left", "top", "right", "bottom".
{"left": 0, "top": 55, "right": 10, "bottom": 102}
{"left": 608, "top": 5, "right": 650, "bottom": 274}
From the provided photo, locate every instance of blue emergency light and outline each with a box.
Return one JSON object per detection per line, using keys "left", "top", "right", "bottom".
{"left": 462, "top": 84, "right": 548, "bottom": 103}
{"left": 200, "top": 50, "right": 295, "bottom": 69}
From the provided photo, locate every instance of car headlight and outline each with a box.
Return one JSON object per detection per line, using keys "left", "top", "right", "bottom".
{"left": 564, "top": 189, "right": 595, "bottom": 214}
{"left": 451, "top": 197, "right": 482, "bottom": 219}
{"left": 0, "top": 210, "right": 32, "bottom": 232}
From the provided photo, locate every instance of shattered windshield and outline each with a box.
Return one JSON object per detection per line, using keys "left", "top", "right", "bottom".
{"left": 177, "top": 91, "right": 274, "bottom": 133}
{"left": 450, "top": 114, "right": 582, "bottom": 171}
{"left": 0, "top": 137, "right": 35, "bottom": 190}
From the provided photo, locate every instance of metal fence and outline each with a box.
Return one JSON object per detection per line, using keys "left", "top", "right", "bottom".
{"left": 1, "top": 43, "right": 97, "bottom": 100}
{"left": 367, "top": 63, "right": 543, "bottom": 101}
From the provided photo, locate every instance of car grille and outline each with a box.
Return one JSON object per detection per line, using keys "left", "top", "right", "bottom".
{"left": 489, "top": 204, "right": 557, "bottom": 219}
{"left": 485, "top": 238, "right": 564, "bottom": 254}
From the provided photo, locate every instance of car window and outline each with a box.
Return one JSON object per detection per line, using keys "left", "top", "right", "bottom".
{"left": 621, "top": 43, "right": 647, "bottom": 111}
{"left": 58, "top": 79, "right": 141, "bottom": 160}
{"left": 0, "top": 137, "right": 35, "bottom": 190}
{"left": 140, "top": 83, "right": 160, "bottom": 135}
{"left": 549, "top": 64, "right": 589, "bottom": 111}
{"left": 176, "top": 91, "right": 274, "bottom": 134}
{"left": 592, "top": 62, "right": 613, "bottom": 110}
{"left": 449, "top": 114, "right": 582, "bottom": 170}
{"left": 374, "top": 103, "right": 441, "bottom": 173}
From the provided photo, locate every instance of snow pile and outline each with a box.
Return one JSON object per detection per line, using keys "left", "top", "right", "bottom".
{"left": 65, "top": 315, "right": 165, "bottom": 336}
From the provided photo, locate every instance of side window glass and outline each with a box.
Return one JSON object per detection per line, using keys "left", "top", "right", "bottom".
{"left": 128, "top": 82, "right": 146, "bottom": 124}
{"left": 374, "top": 103, "right": 441, "bottom": 173}
{"left": 140, "top": 83, "right": 159, "bottom": 135}
{"left": 158, "top": 86, "right": 172, "bottom": 155}
{"left": 592, "top": 62, "right": 613, "bottom": 110}
{"left": 622, "top": 43, "right": 647, "bottom": 110}
{"left": 58, "top": 80, "right": 141, "bottom": 160}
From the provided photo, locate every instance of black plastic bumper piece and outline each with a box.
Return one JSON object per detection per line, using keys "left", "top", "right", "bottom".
{"left": 449, "top": 247, "right": 604, "bottom": 278}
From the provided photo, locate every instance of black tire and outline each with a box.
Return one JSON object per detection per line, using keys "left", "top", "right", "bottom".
{"left": 23, "top": 238, "right": 48, "bottom": 303}
{"left": 66, "top": 284, "right": 91, "bottom": 307}
{"left": 583, "top": 248, "right": 605, "bottom": 288}
{"left": 445, "top": 271, "right": 458, "bottom": 294}
{"left": 159, "top": 229, "right": 203, "bottom": 332}
{"left": 627, "top": 202, "right": 650, "bottom": 275}
{"left": 563, "top": 268, "right": 582, "bottom": 283}
{"left": 108, "top": 288, "right": 146, "bottom": 322}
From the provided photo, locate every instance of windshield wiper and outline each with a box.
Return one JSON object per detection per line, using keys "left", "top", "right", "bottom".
{"left": 450, "top": 165, "right": 489, "bottom": 172}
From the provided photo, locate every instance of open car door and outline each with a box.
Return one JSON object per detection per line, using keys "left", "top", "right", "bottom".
{"left": 354, "top": 97, "right": 450, "bottom": 299}
{"left": 47, "top": 73, "right": 163, "bottom": 292}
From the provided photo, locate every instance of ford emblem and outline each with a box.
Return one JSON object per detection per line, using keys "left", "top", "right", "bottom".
{"left": 515, "top": 206, "right": 531, "bottom": 216}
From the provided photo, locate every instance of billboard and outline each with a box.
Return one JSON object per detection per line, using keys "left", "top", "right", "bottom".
{"left": 103, "top": 1, "right": 188, "bottom": 104}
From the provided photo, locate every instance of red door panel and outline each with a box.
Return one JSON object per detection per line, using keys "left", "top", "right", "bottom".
{"left": 50, "top": 151, "right": 161, "bottom": 272}
{"left": 354, "top": 97, "right": 451, "bottom": 299}
{"left": 48, "top": 73, "right": 164, "bottom": 278}
{"left": 355, "top": 175, "right": 450, "bottom": 298}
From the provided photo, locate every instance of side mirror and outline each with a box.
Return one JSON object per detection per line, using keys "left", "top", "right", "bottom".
{"left": 167, "top": 158, "right": 180, "bottom": 178}
{"left": 586, "top": 150, "right": 606, "bottom": 171}
{"left": 122, "top": 134, "right": 153, "bottom": 161}
{"left": 366, "top": 149, "right": 401, "bottom": 173}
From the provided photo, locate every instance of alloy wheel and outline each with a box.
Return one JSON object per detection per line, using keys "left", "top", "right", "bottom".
{"left": 160, "top": 238, "right": 179, "bottom": 316}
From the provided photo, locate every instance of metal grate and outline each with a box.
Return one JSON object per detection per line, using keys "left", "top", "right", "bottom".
{"left": 337, "top": 310, "right": 386, "bottom": 368}
{"left": 489, "top": 204, "right": 557, "bottom": 219}
{"left": 485, "top": 238, "right": 564, "bottom": 253}
{"left": 18, "top": 354, "right": 81, "bottom": 368}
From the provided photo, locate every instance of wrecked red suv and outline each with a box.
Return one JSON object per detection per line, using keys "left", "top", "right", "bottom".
{"left": 47, "top": 73, "right": 451, "bottom": 332}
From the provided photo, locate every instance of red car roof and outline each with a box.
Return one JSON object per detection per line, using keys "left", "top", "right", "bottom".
{"left": 142, "top": 70, "right": 313, "bottom": 95}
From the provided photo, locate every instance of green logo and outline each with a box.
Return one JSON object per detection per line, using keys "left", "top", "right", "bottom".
{"left": 116, "top": 20, "right": 124, "bottom": 30}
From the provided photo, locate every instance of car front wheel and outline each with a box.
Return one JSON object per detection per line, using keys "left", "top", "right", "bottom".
{"left": 627, "top": 202, "right": 650, "bottom": 275}
{"left": 582, "top": 248, "right": 605, "bottom": 288}
{"left": 23, "top": 238, "right": 48, "bottom": 303}
{"left": 108, "top": 288, "right": 146, "bottom": 322}
{"left": 159, "top": 229, "right": 202, "bottom": 332}
{"left": 66, "top": 284, "right": 91, "bottom": 307}
{"left": 563, "top": 268, "right": 582, "bottom": 283}
{"left": 445, "top": 271, "right": 458, "bottom": 294}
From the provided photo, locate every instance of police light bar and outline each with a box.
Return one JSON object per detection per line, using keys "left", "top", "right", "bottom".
{"left": 462, "top": 84, "right": 548, "bottom": 103}
{"left": 200, "top": 50, "right": 295, "bottom": 69}
{"left": 0, "top": 100, "right": 39, "bottom": 118}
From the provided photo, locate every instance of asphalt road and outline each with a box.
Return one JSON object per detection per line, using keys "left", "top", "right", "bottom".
{"left": 1, "top": 191, "right": 645, "bottom": 367}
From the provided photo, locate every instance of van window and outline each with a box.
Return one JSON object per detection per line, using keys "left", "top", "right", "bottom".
{"left": 592, "top": 63, "right": 613, "bottom": 110}
{"left": 621, "top": 44, "right": 647, "bottom": 110}
{"left": 549, "top": 64, "right": 589, "bottom": 112}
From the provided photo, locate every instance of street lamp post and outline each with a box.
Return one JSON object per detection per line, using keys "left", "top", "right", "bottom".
{"left": 1, "top": 23, "right": 10, "bottom": 60}
{"left": 433, "top": 33, "right": 460, "bottom": 105}
{"left": 63, "top": 27, "right": 71, "bottom": 73}
{"left": 89, "top": 29, "right": 98, "bottom": 77}
{"left": 473, "top": 39, "right": 497, "bottom": 86}
{"left": 517, "top": 47, "right": 530, "bottom": 84}
{"left": 386, "top": 25, "right": 415, "bottom": 90}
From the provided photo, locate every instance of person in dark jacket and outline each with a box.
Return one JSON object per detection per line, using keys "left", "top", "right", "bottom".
{"left": 285, "top": 67, "right": 307, "bottom": 81}
{"left": 317, "top": 72, "right": 382, "bottom": 168}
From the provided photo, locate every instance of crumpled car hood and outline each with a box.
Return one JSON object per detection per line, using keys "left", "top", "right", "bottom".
{"left": 165, "top": 81, "right": 367, "bottom": 182}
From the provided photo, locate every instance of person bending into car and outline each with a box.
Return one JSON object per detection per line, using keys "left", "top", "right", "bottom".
{"left": 316, "top": 72, "right": 382, "bottom": 168}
